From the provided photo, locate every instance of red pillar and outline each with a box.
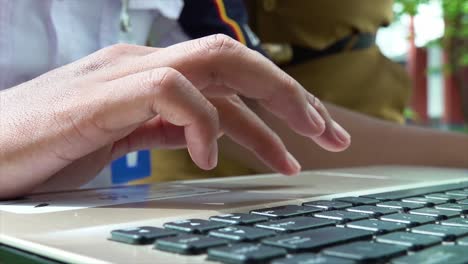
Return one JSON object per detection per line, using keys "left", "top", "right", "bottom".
{"left": 407, "top": 16, "right": 429, "bottom": 123}
{"left": 443, "top": 55, "right": 464, "bottom": 124}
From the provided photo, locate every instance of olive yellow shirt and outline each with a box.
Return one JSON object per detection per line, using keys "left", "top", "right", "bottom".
{"left": 246, "top": 0, "right": 393, "bottom": 49}
{"left": 133, "top": 0, "right": 411, "bottom": 184}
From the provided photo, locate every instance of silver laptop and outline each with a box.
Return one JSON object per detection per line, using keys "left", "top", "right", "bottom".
{"left": 1, "top": 166, "right": 468, "bottom": 264}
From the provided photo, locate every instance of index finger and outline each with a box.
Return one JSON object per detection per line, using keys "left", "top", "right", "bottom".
{"left": 111, "top": 35, "right": 328, "bottom": 139}
{"left": 163, "top": 35, "right": 328, "bottom": 138}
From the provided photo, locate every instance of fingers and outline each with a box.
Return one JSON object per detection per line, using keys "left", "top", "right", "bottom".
{"left": 111, "top": 116, "right": 187, "bottom": 160}
{"left": 111, "top": 92, "right": 303, "bottom": 175}
{"left": 83, "top": 37, "right": 349, "bottom": 167}
{"left": 210, "top": 95, "right": 301, "bottom": 175}
{"left": 104, "top": 35, "right": 329, "bottom": 140}
{"left": 307, "top": 95, "right": 351, "bottom": 152}
{"left": 90, "top": 36, "right": 349, "bottom": 153}
{"left": 98, "top": 67, "right": 220, "bottom": 170}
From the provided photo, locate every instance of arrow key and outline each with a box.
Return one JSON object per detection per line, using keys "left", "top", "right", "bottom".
{"left": 250, "top": 205, "right": 322, "bottom": 218}
{"left": 209, "top": 226, "right": 275, "bottom": 242}
{"left": 164, "top": 219, "right": 228, "bottom": 234}
{"left": 210, "top": 213, "right": 268, "bottom": 225}
{"left": 255, "top": 216, "right": 335, "bottom": 232}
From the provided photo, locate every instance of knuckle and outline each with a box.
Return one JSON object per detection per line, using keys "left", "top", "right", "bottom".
{"left": 226, "top": 94, "right": 242, "bottom": 103}
{"left": 148, "top": 67, "right": 181, "bottom": 94}
{"left": 262, "top": 73, "right": 297, "bottom": 107}
{"left": 280, "top": 74, "right": 301, "bottom": 101}
{"left": 196, "top": 34, "right": 242, "bottom": 85}
{"left": 313, "top": 97, "right": 324, "bottom": 110}
{"left": 309, "top": 95, "right": 326, "bottom": 116}
{"left": 143, "top": 68, "right": 185, "bottom": 116}
{"left": 280, "top": 74, "right": 298, "bottom": 93}
{"left": 201, "top": 34, "right": 240, "bottom": 54}
{"left": 88, "top": 109, "right": 114, "bottom": 136}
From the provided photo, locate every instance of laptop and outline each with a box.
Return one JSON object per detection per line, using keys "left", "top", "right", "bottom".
{"left": 1, "top": 166, "right": 468, "bottom": 264}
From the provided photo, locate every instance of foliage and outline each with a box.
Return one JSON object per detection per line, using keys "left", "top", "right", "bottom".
{"left": 394, "top": 0, "right": 468, "bottom": 68}
{"left": 394, "top": 0, "right": 431, "bottom": 16}
{"left": 395, "top": 0, "right": 468, "bottom": 123}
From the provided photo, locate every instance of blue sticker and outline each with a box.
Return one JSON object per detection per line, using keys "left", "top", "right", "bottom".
{"left": 111, "top": 150, "right": 151, "bottom": 184}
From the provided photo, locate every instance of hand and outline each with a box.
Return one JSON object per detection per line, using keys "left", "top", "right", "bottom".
{"left": 0, "top": 34, "right": 350, "bottom": 199}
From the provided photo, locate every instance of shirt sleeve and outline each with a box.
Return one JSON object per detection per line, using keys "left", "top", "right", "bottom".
{"left": 178, "top": 0, "right": 265, "bottom": 55}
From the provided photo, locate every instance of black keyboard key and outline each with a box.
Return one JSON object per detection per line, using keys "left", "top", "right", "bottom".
{"left": 272, "top": 253, "right": 356, "bottom": 264}
{"left": 458, "top": 236, "right": 468, "bottom": 245}
{"left": 250, "top": 205, "right": 321, "bottom": 218}
{"left": 323, "top": 241, "right": 406, "bottom": 262}
{"left": 346, "top": 205, "right": 398, "bottom": 217}
{"left": 262, "top": 226, "right": 373, "bottom": 252}
{"left": 392, "top": 245, "right": 468, "bottom": 264}
{"left": 377, "top": 201, "right": 424, "bottom": 212}
{"left": 302, "top": 200, "right": 352, "bottom": 210}
{"left": 163, "top": 219, "right": 228, "bottom": 234}
{"left": 333, "top": 197, "right": 380, "bottom": 206}
{"left": 426, "top": 193, "right": 465, "bottom": 202}
{"left": 109, "top": 226, "right": 177, "bottom": 245}
{"left": 380, "top": 213, "right": 436, "bottom": 227}
{"left": 436, "top": 203, "right": 468, "bottom": 213}
{"left": 155, "top": 234, "right": 228, "bottom": 255}
{"left": 409, "top": 208, "right": 460, "bottom": 220}
{"left": 363, "top": 182, "right": 468, "bottom": 201}
{"left": 411, "top": 224, "right": 468, "bottom": 241}
{"left": 446, "top": 190, "right": 468, "bottom": 197}
{"left": 255, "top": 216, "right": 335, "bottom": 232}
{"left": 376, "top": 232, "right": 442, "bottom": 250}
{"left": 210, "top": 213, "right": 269, "bottom": 225}
{"left": 346, "top": 220, "right": 406, "bottom": 235}
{"left": 423, "top": 193, "right": 450, "bottom": 202}
{"left": 401, "top": 197, "right": 444, "bottom": 206}
{"left": 314, "top": 210, "right": 369, "bottom": 223}
{"left": 441, "top": 217, "right": 468, "bottom": 228}
{"left": 207, "top": 243, "right": 287, "bottom": 264}
{"left": 209, "top": 226, "right": 275, "bottom": 242}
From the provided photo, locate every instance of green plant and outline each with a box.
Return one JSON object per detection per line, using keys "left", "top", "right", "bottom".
{"left": 394, "top": 0, "right": 431, "bottom": 16}
{"left": 394, "top": 0, "right": 468, "bottom": 122}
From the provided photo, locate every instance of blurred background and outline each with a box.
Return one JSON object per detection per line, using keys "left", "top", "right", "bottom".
{"left": 378, "top": 0, "right": 467, "bottom": 132}
{"left": 106, "top": 0, "right": 468, "bottom": 185}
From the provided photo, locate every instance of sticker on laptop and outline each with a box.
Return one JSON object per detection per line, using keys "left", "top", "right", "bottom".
{"left": 0, "top": 185, "right": 227, "bottom": 214}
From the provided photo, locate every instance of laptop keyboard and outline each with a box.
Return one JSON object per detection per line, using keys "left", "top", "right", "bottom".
{"left": 109, "top": 182, "right": 468, "bottom": 263}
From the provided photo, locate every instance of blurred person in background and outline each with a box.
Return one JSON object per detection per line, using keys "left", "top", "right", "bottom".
{"left": 142, "top": 0, "right": 468, "bottom": 184}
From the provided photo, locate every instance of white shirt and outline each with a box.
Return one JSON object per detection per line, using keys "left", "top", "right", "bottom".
{"left": 0, "top": 0, "right": 187, "bottom": 90}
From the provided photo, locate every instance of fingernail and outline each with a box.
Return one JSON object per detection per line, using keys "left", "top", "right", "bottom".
{"left": 286, "top": 152, "right": 301, "bottom": 174}
{"left": 208, "top": 141, "right": 218, "bottom": 169}
{"left": 307, "top": 104, "right": 325, "bottom": 133}
{"left": 332, "top": 121, "right": 351, "bottom": 143}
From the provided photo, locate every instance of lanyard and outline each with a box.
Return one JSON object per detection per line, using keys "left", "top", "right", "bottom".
{"left": 119, "top": 0, "right": 135, "bottom": 44}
